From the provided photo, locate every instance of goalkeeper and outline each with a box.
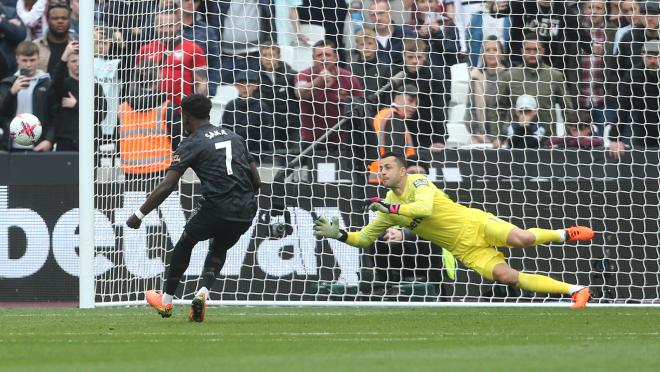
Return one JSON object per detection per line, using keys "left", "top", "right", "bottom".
{"left": 314, "top": 152, "right": 593, "bottom": 308}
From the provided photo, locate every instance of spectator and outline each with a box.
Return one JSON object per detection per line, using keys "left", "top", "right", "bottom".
{"left": 490, "top": 0, "right": 589, "bottom": 96}
{"left": 406, "top": 0, "right": 460, "bottom": 67}
{"left": 466, "top": 0, "right": 510, "bottom": 67}
{"left": 369, "top": 0, "right": 412, "bottom": 66}
{"left": 577, "top": 0, "right": 617, "bottom": 137}
{"left": 274, "top": 0, "right": 310, "bottom": 47}
{"left": 222, "top": 70, "right": 274, "bottom": 154}
{"left": 118, "top": 63, "right": 181, "bottom": 182}
{"left": 218, "top": 0, "right": 267, "bottom": 83}
{"left": 35, "top": 2, "right": 77, "bottom": 73}
{"left": 16, "top": 0, "right": 47, "bottom": 40}
{"left": 94, "top": 25, "right": 122, "bottom": 139}
{"left": 177, "top": 0, "right": 220, "bottom": 96}
{"left": 445, "top": 0, "right": 487, "bottom": 53}
{"left": 618, "top": 0, "right": 660, "bottom": 72}
{"left": 497, "top": 33, "right": 575, "bottom": 136}
{"left": 43, "top": 40, "right": 107, "bottom": 151}
{"left": 136, "top": 7, "right": 207, "bottom": 106}
{"left": 69, "top": 0, "right": 79, "bottom": 38}
{"left": 294, "top": 40, "right": 363, "bottom": 148}
{"left": 0, "top": 41, "right": 49, "bottom": 151}
{"left": 550, "top": 120, "right": 604, "bottom": 149}
{"left": 467, "top": 35, "right": 508, "bottom": 147}
{"left": 385, "top": 38, "right": 448, "bottom": 151}
{"left": 367, "top": 85, "right": 419, "bottom": 184}
{"left": 611, "top": 41, "right": 660, "bottom": 156}
{"left": 614, "top": 0, "right": 644, "bottom": 55}
{"left": 257, "top": 41, "right": 299, "bottom": 150}
{"left": 507, "top": 94, "right": 544, "bottom": 149}
{"left": 348, "top": 27, "right": 392, "bottom": 105}
{"left": 0, "top": 3, "right": 27, "bottom": 79}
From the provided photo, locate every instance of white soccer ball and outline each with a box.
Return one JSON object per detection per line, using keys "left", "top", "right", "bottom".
{"left": 10, "top": 113, "right": 42, "bottom": 146}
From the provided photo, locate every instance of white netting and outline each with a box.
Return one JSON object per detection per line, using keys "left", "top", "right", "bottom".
{"left": 90, "top": 0, "right": 660, "bottom": 305}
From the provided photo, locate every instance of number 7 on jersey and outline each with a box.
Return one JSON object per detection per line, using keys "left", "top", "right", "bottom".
{"left": 215, "top": 140, "right": 233, "bottom": 175}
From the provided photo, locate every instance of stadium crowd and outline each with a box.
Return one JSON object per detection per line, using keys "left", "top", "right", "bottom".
{"left": 0, "top": 0, "right": 658, "bottom": 162}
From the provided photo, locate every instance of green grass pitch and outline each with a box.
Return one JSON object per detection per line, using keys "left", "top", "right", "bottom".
{"left": 1, "top": 306, "right": 659, "bottom": 371}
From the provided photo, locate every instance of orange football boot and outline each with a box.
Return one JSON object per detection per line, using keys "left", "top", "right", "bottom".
{"left": 564, "top": 226, "right": 595, "bottom": 242}
{"left": 146, "top": 290, "right": 173, "bottom": 318}
{"left": 188, "top": 290, "right": 207, "bottom": 322}
{"left": 571, "top": 288, "right": 591, "bottom": 309}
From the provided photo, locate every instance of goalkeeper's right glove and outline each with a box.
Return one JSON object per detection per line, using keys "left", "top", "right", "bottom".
{"left": 313, "top": 216, "right": 348, "bottom": 242}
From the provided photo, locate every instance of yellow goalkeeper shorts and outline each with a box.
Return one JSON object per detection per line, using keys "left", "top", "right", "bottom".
{"left": 453, "top": 211, "right": 518, "bottom": 280}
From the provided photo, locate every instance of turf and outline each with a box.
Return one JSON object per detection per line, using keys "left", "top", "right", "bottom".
{"left": 1, "top": 307, "right": 659, "bottom": 372}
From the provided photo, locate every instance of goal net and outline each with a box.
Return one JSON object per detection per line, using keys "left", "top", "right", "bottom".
{"left": 84, "top": 0, "right": 660, "bottom": 306}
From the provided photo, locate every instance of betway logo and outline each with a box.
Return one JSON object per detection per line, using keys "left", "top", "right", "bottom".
{"left": 0, "top": 186, "right": 360, "bottom": 284}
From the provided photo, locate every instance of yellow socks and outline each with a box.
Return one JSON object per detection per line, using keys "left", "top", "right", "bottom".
{"left": 528, "top": 228, "right": 564, "bottom": 245}
{"left": 517, "top": 272, "right": 571, "bottom": 295}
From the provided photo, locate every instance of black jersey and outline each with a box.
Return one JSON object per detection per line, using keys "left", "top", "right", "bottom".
{"left": 169, "top": 123, "right": 257, "bottom": 222}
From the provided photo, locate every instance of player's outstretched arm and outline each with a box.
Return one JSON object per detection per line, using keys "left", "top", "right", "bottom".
{"left": 368, "top": 182, "right": 434, "bottom": 219}
{"left": 126, "top": 170, "right": 183, "bottom": 229}
{"left": 314, "top": 213, "right": 392, "bottom": 249}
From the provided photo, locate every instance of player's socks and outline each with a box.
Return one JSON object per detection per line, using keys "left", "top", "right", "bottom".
{"left": 527, "top": 228, "right": 564, "bottom": 244}
{"left": 517, "top": 272, "right": 571, "bottom": 294}
{"left": 162, "top": 293, "right": 173, "bottom": 305}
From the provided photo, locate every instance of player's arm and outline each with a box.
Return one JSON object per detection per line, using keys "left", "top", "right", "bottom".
{"left": 126, "top": 170, "right": 182, "bottom": 229}
{"left": 368, "top": 180, "right": 434, "bottom": 218}
{"left": 249, "top": 161, "right": 261, "bottom": 192}
{"left": 314, "top": 213, "right": 393, "bottom": 249}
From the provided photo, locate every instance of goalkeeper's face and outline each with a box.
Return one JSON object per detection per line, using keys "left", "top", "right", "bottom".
{"left": 380, "top": 157, "right": 407, "bottom": 188}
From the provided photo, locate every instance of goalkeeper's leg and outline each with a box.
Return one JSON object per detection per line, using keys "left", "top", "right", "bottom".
{"left": 490, "top": 263, "right": 590, "bottom": 309}
{"left": 481, "top": 214, "right": 594, "bottom": 248}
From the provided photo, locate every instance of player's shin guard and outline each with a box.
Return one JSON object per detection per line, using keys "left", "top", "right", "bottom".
{"left": 516, "top": 272, "right": 571, "bottom": 295}
{"left": 164, "top": 232, "right": 198, "bottom": 295}
{"left": 527, "top": 228, "right": 563, "bottom": 245}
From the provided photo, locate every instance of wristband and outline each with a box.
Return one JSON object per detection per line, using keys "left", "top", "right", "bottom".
{"left": 134, "top": 209, "right": 145, "bottom": 220}
{"left": 338, "top": 230, "right": 348, "bottom": 242}
{"left": 388, "top": 204, "right": 400, "bottom": 214}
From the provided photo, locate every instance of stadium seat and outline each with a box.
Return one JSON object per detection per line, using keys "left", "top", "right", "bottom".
{"left": 210, "top": 84, "right": 239, "bottom": 123}
{"left": 280, "top": 45, "right": 314, "bottom": 71}
{"left": 446, "top": 63, "right": 492, "bottom": 148}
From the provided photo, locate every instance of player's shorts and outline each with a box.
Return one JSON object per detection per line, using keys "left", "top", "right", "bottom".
{"left": 185, "top": 198, "right": 253, "bottom": 243}
{"left": 452, "top": 211, "right": 518, "bottom": 280}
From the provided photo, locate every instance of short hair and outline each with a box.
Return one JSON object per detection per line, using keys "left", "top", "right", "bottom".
{"left": 380, "top": 151, "right": 407, "bottom": 167}
{"left": 355, "top": 27, "right": 377, "bottom": 41}
{"left": 312, "top": 39, "right": 337, "bottom": 53}
{"left": 47, "top": 2, "right": 71, "bottom": 18}
{"left": 181, "top": 94, "right": 212, "bottom": 119}
{"left": 523, "top": 32, "right": 541, "bottom": 44}
{"left": 403, "top": 38, "right": 427, "bottom": 53}
{"left": 15, "top": 41, "right": 39, "bottom": 57}
{"left": 259, "top": 40, "right": 280, "bottom": 52}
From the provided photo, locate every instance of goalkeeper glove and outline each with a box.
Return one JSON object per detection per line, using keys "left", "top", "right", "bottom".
{"left": 367, "top": 197, "right": 400, "bottom": 214}
{"left": 314, "top": 216, "right": 347, "bottom": 241}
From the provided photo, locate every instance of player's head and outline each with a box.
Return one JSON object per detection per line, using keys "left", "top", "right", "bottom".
{"left": 379, "top": 152, "right": 408, "bottom": 188}
{"left": 181, "top": 94, "right": 212, "bottom": 134}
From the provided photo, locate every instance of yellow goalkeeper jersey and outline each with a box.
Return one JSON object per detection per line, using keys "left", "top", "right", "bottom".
{"left": 346, "top": 174, "right": 492, "bottom": 255}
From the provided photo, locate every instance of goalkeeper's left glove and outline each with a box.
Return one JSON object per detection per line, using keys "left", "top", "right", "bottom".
{"left": 314, "top": 216, "right": 348, "bottom": 241}
{"left": 367, "top": 197, "right": 400, "bottom": 214}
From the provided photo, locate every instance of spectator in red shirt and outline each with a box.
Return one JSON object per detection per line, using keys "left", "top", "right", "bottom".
{"left": 294, "top": 40, "right": 363, "bottom": 148}
{"left": 135, "top": 7, "right": 206, "bottom": 106}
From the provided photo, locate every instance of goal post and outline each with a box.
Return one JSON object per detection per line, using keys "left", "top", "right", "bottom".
{"left": 79, "top": 1, "right": 660, "bottom": 308}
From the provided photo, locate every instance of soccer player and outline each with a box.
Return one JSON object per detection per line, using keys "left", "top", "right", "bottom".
{"left": 314, "top": 152, "right": 594, "bottom": 308}
{"left": 126, "top": 94, "right": 261, "bottom": 321}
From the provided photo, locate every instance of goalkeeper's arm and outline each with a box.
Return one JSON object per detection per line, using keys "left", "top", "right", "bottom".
{"left": 368, "top": 184, "right": 435, "bottom": 219}
{"left": 314, "top": 214, "right": 392, "bottom": 249}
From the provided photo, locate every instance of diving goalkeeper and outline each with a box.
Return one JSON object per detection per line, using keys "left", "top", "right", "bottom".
{"left": 314, "top": 152, "right": 593, "bottom": 308}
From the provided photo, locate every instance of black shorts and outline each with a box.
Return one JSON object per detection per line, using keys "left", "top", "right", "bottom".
{"left": 185, "top": 200, "right": 254, "bottom": 242}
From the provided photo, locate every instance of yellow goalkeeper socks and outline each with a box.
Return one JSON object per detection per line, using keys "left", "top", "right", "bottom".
{"left": 517, "top": 272, "right": 571, "bottom": 295}
{"left": 528, "top": 228, "right": 565, "bottom": 244}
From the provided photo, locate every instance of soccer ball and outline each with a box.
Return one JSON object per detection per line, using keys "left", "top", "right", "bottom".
{"left": 10, "top": 113, "right": 42, "bottom": 146}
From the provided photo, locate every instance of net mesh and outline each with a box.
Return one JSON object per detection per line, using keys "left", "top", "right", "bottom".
{"left": 91, "top": 0, "right": 660, "bottom": 304}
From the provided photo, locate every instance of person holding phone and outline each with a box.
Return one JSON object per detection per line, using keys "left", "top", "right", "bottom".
{"left": 0, "top": 40, "right": 50, "bottom": 151}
